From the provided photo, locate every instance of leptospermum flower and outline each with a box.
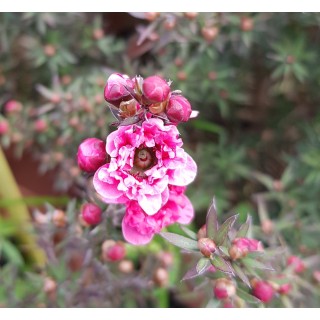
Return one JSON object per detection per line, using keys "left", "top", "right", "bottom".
{"left": 93, "top": 118, "right": 197, "bottom": 215}
{"left": 122, "top": 186, "right": 194, "bottom": 245}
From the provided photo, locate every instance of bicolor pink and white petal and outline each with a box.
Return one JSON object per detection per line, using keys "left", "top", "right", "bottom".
{"left": 122, "top": 187, "right": 194, "bottom": 245}
{"left": 93, "top": 118, "right": 197, "bottom": 215}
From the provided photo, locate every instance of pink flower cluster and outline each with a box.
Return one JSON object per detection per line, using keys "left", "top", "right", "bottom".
{"left": 77, "top": 73, "right": 198, "bottom": 245}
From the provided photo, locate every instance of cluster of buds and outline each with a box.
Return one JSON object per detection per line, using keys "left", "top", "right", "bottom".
{"left": 104, "top": 73, "right": 195, "bottom": 125}
{"left": 229, "top": 237, "right": 264, "bottom": 260}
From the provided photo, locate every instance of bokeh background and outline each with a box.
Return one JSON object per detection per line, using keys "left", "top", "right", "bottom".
{"left": 0, "top": 12, "right": 320, "bottom": 307}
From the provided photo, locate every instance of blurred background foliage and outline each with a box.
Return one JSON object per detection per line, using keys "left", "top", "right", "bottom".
{"left": 0, "top": 12, "right": 320, "bottom": 307}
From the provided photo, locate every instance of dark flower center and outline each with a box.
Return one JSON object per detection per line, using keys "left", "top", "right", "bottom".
{"left": 130, "top": 147, "right": 157, "bottom": 178}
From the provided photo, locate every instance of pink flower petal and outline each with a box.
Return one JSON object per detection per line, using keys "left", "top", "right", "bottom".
{"left": 176, "top": 194, "right": 194, "bottom": 224}
{"left": 137, "top": 193, "right": 163, "bottom": 215}
{"left": 168, "top": 153, "right": 197, "bottom": 186}
{"left": 122, "top": 217, "right": 154, "bottom": 245}
{"left": 93, "top": 165, "right": 124, "bottom": 200}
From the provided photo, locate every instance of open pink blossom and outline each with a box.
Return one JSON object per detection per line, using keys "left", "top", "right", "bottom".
{"left": 93, "top": 118, "right": 197, "bottom": 215}
{"left": 122, "top": 187, "right": 194, "bottom": 245}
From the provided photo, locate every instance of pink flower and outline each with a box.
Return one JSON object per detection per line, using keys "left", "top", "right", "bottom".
{"left": 104, "top": 73, "right": 134, "bottom": 106}
{"left": 142, "top": 75, "right": 170, "bottom": 103}
{"left": 93, "top": 118, "right": 197, "bottom": 215}
{"left": 122, "top": 187, "right": 194, "bottom": 245}
{"left": 77, "top": 138, "right": 107, "bottom": 173}
{"left": 166, "top": 95, "right": 192, "bottom": 123}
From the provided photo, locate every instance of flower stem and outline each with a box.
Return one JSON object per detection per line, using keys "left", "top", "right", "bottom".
{"left": 0, "top": 146, "right": 45, "bottom": 267}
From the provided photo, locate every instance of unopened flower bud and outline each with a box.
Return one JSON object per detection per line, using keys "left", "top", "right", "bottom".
{"left": 104, "top": 73, "right": 134, "bottom": 106}
{"left": 153, "top": 267, "right": 169, "bottom": 287}
{"left": 102, "top": 240, "right": 126, "bottom": 262}
{"left": 251, "top": 280, "right": 274, "bottom": 303}
{"left": 197, "top": 224, "right": 207, "bottom": 239}
{"left": 158, "top": 251, "right": 174, "bottom": 268}
{"left": 278, "top": 283, "right": 292, "bottom": 295}
{"left": 52, "top": 209, "right": 67, "bottom": 228}
{"left": 241, "top": 17, "right": 254, "bottom": 32}
{"left": 261, "top": 219, "right": 274, "bottom": 235}
{"left": 198, "top": 237, "right": 216, "bottom": 257}
{"left": 0, "top": 119, "right": 9, "bottom": 134}
{"left": 34, "top": 119, "right": 48, "bottom": 133}
{"left": 118, "top": 260, "right": 134, "bottom": 274}
{"left": 77, "top": 138, "right": 107, "bottom": 173}
{"left": 214, "top": 278, "right": 236, "bottom": 300}
{"left": 177, "top": 71, "right": 187, "bottom": 81}
{"left": 43, "top": 277, "right": 57, "bottom": 294}
{"left": 43, "top": 44, "right": 56, "bottom": 56}
{"left": 201, "top": 26, "right": 219, "bottom": 42}
{"left": 93, "top": 28, "right": 104, "bottom": 40}
{"left": 81, "top": 203, "right": 102, "bottom": 226}
{"left": 287, "top": 255, "right": 305, "bottom": 273}
{"left": 142, "top": 76, "right": 170, "bottom": 103}
{"left": 229, "top": 237, "right": 263, "bottom": 260}
{"left": 5, "top": 100, "right": 22, "bottom": 113}
{"left": 166, "top": 95, "right": 192, "bottom": 123}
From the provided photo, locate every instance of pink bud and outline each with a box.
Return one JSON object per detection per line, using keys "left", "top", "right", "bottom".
{"left": 287, "top": 255, "right": 305, "bottom": 273}
{"left": 5, "top": 100, "right": 22, "bottom": 113}
{"left": 198, "top": 237, "right": 216, "bottom": 257}
{"left": 102, "top": 240, "right": 126, "bottom": 262}
{"left": 229, "top": 237, "right": 263, "bottom": 260}
{"left": 142, "top": 75, "right": 170, "bottom": 103}
{"left": 34, "top": 119, "right": 48, "bottom": 132}
{"left": 77, "top": 138, "right": 107, "bottom": 173}
{"left": 252, "top": 280, "right": 274, "bottom": 303}
{"left": 278, "top": 283, "right": 292, "bottom": 295}
{"left": 104, "top": 73, "right": 134, "bottom": 106}
{"left": 0, "top": 120, "right": 9, "bottom": 134}
{"left": 214, "top": 278, "right": 236, "bottom": 300}
{"left": 166, "top": 95, "right": 192, "bottom": 123}
{"left": 81, "top": 203, "right": 102, "bottom": 225}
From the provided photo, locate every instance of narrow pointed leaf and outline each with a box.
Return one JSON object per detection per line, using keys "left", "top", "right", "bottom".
{"left": 236, "top": 215, "right": 252, "bottom": 238}
{"left": 119, "top": 115, "right": 141, "bottom": 126}
{"left": 206, "top": 198, "right": 218, "bottom": 239}
{"left": 242, "top": 257, "right": 274, "bottom": 271}
{"left": 215, "top": 214, "right": 238, "bottom": 246}
{"left": 232, "top": 263, "right": 251, "bottom": 288}
{"left": 210, "top": 255, "right": 234, "bottom": 275}
{"left": 218, "top": 246, "right": 230, "bottom": 257}
{"left": 236, "top": 288, "right": 261, "bottom": 304}
{"left": 180, "top": 225, "right": 198, "bottom": 240}
{"left": 160, "top": 232, "right": 199, "bottom": 251}
{"left": 108, "top": 104, "right": 121, "bottom": 121}
{"left": 181, "top": 258, "right": 211, "bottom": 281}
